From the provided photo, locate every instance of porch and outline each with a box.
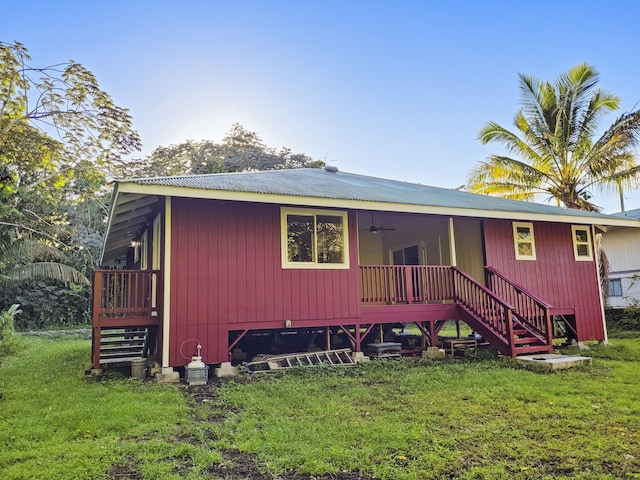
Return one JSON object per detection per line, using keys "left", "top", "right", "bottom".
{"left": 90, "top": 265, "right": 555, "bottom": 370}
{"left": 358, "top": 265, "right": 555, "bottom": 357}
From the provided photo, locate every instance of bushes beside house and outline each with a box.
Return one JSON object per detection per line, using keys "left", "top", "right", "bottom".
{"left": 0, "top": 281, "right": 91, "bottom": 330}
{"left": 605, "top": 307, "right": 640, "bottom": 335}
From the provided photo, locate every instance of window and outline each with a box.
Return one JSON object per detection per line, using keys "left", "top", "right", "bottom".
{"left": 571, "top": 225, "right": 593, "bottom": 261}
{"left": 281, "top": 208, "right": 349, "bottom": 268}
{"left": 513, "top": 222, "right": 536, "bottom": 260}
{"left": 608, "top": 278, "right": 623, "bottom": 297}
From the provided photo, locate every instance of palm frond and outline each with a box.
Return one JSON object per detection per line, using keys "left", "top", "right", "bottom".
{"left": 467, "top": 155, "right": 549, "bottom": 198}
{"left": 478, "top": 121, "right": 545, "bottom": 164}
{"left": 0, "top": 237, "right": 68, "bottom": 266}
{"left": 2, "top": 262, "right": 89, "bottom": 285}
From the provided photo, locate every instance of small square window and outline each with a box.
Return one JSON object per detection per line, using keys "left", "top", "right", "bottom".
{"left": 513, "top": 222, "right": 536, "bottom": 260}
{"left": 571, "top": 226, "right": 593, "bottom": 261}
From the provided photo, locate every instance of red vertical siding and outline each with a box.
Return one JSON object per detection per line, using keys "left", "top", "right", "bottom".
{"left": 483, "top": 219, "right": 604, "bottom": 341}
{"left": 169, "top": 198, "right": 361, "bottom": 365}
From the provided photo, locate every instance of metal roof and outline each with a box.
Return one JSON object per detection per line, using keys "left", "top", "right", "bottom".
{"left": 126, "top": 167, "right": 620, "bottom": 221}
{"left": 101, "top": 167, "right": 640, "bottom": 265}
{"left": 612, "top": 207, "right": 640, "bottom": 219}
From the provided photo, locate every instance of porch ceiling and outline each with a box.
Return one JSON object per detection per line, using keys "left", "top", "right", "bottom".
{"left": 101, "top": 192, "right": 159, "bottom": 266}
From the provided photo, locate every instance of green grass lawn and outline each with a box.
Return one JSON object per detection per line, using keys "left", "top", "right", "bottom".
{"left": 0, "top": 335, "right": 639, "bottom": 479}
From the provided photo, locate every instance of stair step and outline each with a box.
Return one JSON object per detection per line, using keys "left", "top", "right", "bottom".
{"left": 513, "top": 336, "right": 542, "bottom": 345}
{"left": 100, "top": 338, "right": 146, "bottom": 345}
{"left": 515, "top": 345, "right": 553, "bottom": 354}
{"left": 100, "top": 356, "right": 145, "bottom": 365}
{"left": 100, "top": 330, "right": 147, "bottom": 338}
{"left": 100, "top": 351, "right": 144, "bottom": 359}
{"left": 100, "top": 344, "right": 145, "bottom": 352}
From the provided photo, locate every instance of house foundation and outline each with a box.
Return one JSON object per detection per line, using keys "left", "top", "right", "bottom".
{"left": 155, "top": 367, "right": 180, "bottom": 383}
{"left": 214, "top": 362, "right": 238, "bottom": 378}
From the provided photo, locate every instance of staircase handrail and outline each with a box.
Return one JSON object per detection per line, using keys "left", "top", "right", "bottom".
{"left": 485, "top": 266, "right": 553, "bottom": 345}
{"left": 452, "top": 267, "right": 516, "bottom": 348}
{"left": 485, "top": 266, "right": 553, "bottom": 308}
{"left": 452, "top": 267, "right": 516, "bottom": 310}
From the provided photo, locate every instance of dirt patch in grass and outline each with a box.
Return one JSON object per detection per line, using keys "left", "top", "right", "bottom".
{"left": 108, "top": 463, "right": 143, "bottom": 479}
{"left": 203, "top": 449, "right": 373, "bottom": 480}
{"left": 181, "top": 383, "right": 375, "bottom": 480}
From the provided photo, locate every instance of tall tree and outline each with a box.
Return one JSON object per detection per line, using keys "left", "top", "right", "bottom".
{"left": 0, "top": 40, "right": 140, "bottom": 255}
{"left": 467, "top": 64, "right": 640, "bottom": 211}
{"left": 0, "top": 41, "right": 139, "bottom": 324}
{"left": 117, "top": 123, "right": 325, "bottom": 178}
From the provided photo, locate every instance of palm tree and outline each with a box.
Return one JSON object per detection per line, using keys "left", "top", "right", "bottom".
{"left": 467, "top": 63, "right": 640, "bottom": 211}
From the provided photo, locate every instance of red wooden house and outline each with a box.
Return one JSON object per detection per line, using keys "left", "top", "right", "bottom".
{"left": 91, "top": 167, "right": 639, "bottom": 375}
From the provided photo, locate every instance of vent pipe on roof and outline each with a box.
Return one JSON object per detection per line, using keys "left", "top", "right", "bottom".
{"left": 324, "top": 165, "right": 338, "bottom": 173}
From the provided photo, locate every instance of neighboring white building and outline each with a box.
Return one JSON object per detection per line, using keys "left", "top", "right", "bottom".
{"left": 601, "top": 208, "right": 640, "bottom": 308}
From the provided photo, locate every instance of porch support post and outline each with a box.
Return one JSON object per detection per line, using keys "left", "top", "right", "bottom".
{"left": 161, "top": 196, "right": 173, "bottom": 371}
{"left": 448, "top": 217, "right": 457, "bottom": 266}
{"left": 355, "top": 324, "right": 361, "bottom": 352}
{"left": 91, "top": 271, "right": 103, "bottom": 371}
{"left": 429, "top": 321, "right": 437, "bottom": 347}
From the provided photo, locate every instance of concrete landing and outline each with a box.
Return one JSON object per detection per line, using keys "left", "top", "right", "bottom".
{"left": 516, "top": 354, "right": 592, "bottom": 371}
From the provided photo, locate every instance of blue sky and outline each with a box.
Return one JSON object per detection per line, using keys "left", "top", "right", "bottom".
{"left": 5, "top": 1, "right": 640, "bottom": 212}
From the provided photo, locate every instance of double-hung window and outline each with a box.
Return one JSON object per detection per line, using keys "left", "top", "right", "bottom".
{"left": 571, "top": 225, "right": 593, "bottom": 261}
{"left": 513, "top": 222, "right": 536, "bottom": 260}
{"left": 281, "top": 208, "right": 349, "bottom": 269}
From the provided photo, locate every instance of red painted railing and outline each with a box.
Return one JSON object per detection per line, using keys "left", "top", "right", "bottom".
{"left": 93, "top": 269, "right": 159, "bottom": 320}
{"left": 485, "top": 266, "right": 553, "bottom": 346}
{"left": 452, "top": 267, "right": 515, "bottom": 353}
{"left": 359, "top": 265, "right": 454, "bottom": 304}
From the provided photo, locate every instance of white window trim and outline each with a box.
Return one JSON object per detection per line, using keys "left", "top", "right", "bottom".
{"left": 140, "top": 230, "right": 149, "bottom": 270}
{"left": 571, "top": 225, "right": 593, "bottom": 261}
{"left": 513, "top": 222, "right": 536, "bottom": 261}
{"left": 281, "top": 207, "right": 350, "bottom": 269}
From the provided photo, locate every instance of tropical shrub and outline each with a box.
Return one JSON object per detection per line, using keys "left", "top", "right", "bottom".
{"left": 0, "top": 304, "right": 24, "bottom": 357}
{"left": 0, "top": 281, "right": 91, "bottom": 330}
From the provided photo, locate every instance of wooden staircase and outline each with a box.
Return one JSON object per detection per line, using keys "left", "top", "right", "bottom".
{"left": 453, "top": 267, "right": 554, "bottom": 357}
{"left": 96, "top": 328, "right": 148, "bottom": 365}
{"left": 91, "top": 270, "right": 160, "bottom": 370}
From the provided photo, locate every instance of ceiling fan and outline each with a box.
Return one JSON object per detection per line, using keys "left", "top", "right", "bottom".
{"left": 360, "top": 215, "right": 395, "bottom": 234}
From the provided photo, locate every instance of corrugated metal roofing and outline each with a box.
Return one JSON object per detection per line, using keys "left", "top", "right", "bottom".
{"left": 126, "top": 167, "right": 617, "bottom": 221}
{"left": 612, "top": 207, "right": 640, "bottom": 219}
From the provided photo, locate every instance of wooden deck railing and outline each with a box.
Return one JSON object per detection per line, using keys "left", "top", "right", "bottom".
{"left": 92, "top": 269, "right": 160, "bottom": 322}
{"left": 485, "top": 266, "right": 553, "bottom": 346}
{"left": 359, "top": 265, "right": 454, "bottom": 304}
